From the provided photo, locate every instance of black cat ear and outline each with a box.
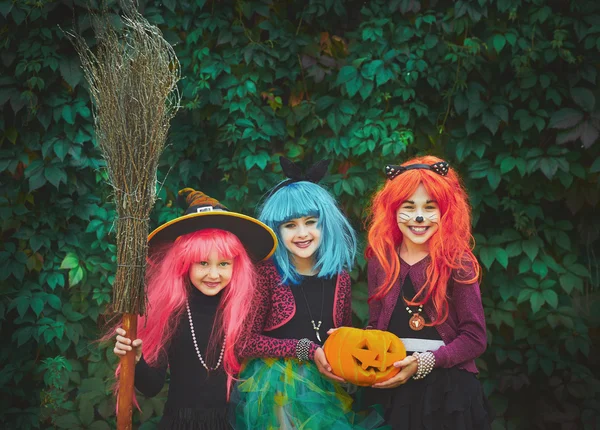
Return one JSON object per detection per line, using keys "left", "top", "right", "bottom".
{"left": 279, "top": 156, "right": 304, "bottom": 181}
{"left": 305, "top": 159, "right": 330, "bottom": 183}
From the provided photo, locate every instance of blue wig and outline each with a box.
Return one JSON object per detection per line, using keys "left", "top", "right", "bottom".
{"left": 259, "top": 181, "right": 357, "bottom": 284}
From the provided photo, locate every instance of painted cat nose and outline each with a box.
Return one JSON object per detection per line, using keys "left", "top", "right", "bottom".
{"left": 415, "top": 216, "right": 424, "bottom": 223}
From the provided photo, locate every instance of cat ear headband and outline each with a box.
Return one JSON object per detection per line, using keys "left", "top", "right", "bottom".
{"left": 268, "top": 156, "right": 331, "bottom": 196}
{"left": 385, "top": 161, "right": 449, "bottom": 180}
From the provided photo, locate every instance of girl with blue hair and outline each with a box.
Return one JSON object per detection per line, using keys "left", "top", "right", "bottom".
{"left": 231, "top": 158, "right": 381, "bottom": 429}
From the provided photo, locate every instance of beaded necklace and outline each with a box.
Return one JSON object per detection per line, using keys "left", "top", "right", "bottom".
{"left": 185, "top": 300, "right": 226, "bottom": 371}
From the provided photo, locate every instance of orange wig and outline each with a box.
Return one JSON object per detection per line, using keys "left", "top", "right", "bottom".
{"left": 366, "top": 155, "right": 479, "bottom": 325}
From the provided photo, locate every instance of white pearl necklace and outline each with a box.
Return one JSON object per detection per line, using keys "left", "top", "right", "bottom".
{"left": 185, "top": 300, "right": 226, "bottom": 371}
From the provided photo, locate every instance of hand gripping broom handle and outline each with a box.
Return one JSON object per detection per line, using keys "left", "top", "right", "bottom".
{"left": 117, "top": 313, "right": 138, "bottom": 430}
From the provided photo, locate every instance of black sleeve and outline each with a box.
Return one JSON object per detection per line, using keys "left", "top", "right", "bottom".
{"left": 134, "top": 352, "right": 168, "bottom": 397}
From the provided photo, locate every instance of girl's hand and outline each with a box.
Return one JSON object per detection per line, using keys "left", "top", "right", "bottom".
{"left": 371, "top": 355, "right": 418, "bottom": 389}
{"left": 314, "top": 347, "right": 345, "bottom": 383}
{"left": 326, "top": 328, "right": 340, "bottom": 335}
{"left": 114, "top": 327, "right": 143, "bottom": 364}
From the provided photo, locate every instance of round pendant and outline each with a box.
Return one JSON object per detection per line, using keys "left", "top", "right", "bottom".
{"left": 409, "top": 313, "right": 425, "bottom": 331}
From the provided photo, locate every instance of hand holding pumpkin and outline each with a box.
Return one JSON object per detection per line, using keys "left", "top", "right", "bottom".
{"left": 371, "top": 355, "right": 418, "bottom": 389}
{"left": 314, "top": 347, "right": 345, "bottom": 383}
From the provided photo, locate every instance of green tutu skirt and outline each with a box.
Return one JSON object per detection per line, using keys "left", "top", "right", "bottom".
{"left": 230, "top": 358, "right": 385, "bottom": 429}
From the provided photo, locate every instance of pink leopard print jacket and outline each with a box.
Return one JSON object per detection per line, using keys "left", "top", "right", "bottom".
{"left": 239, "top": 260, "right": 353, "bottom": 361}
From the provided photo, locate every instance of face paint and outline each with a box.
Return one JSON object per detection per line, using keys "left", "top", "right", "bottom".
{"left": 396, "top": 184, "right": 441, "bottom": 248}
{"left": 397, "top": 212, "right": 412, "bottom": 223}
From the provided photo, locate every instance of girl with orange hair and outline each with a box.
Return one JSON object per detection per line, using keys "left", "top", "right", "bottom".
{"left": 364, "top": 155, "right": 492, "bottom": 429}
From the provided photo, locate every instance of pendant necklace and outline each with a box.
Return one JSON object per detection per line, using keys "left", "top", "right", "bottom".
{"left": 405, "top": 299, "right": 425, "bottom": 331}
{"left": 298, "top": 279, "right": 325, "bottom": 343}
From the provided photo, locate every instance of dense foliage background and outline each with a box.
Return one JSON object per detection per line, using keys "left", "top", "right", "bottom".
{"left": 1, "top": 0, "right": 599, "bottom": 428}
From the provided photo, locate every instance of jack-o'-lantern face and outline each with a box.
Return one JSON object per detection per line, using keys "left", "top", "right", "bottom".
{"left": 323, "top": 327, "right": 406, "bottom": 386}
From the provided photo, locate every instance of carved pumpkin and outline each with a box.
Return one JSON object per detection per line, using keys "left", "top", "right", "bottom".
{"left": 323, "top": 327, "right": 406, "bottom": 386}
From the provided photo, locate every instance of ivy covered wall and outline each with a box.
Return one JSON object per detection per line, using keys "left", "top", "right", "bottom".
{"left": 1, "top": 0, "right": 599, "bottom": 428}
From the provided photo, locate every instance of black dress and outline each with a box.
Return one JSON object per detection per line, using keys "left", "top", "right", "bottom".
{"left": 134, "top": 288, "right": 230, "bottom": 430}
{"left": 267, "top": 274, "right": 336, "bottom": 345}
{"left": 363, "top": 276, "right": 493, "bottom": 430}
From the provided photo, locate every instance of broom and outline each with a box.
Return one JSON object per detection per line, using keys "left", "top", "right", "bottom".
{"left": 69, "top": 2, "right": 181, "bottom": 428}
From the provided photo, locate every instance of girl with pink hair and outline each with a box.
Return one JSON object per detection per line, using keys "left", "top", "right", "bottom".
{"left": 112, "top": 188, "right": 276, "bottom": 429}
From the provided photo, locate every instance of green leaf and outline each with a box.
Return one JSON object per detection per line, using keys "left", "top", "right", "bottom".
{"left": 339, "top": 100, "right": 357, "bottom": 115}
{"left": 500, "top": 157, "right": 516, "bottom": 174}
{"left": 362, "top": 60, "right": 383, "bottom": 79}
{"left": 345, "top": 76, "right": 362, "bottom": 97}
{"left": 520, "top": 74, "right": 537, "bottom": 89}
{"left": 540, "top": 358, "right": 554, "bottom": 376}
{"left": 570, "top": 87, "right": 595, "bottom": 112}
{"left": 590, "top": 157, "right": 600, "bottom": 173}
{"left": 62, "top": 105, "right": 75, "bottom": 125}
{"left": 530, "top": 291, "right": 545, "bottom": 313}
{"left": 69, "top": 266, "right": 85, "bottom": 286}
{"left": 60, "top": 253, "right": 79, "bottom": 269}
{"left": 59, "top": 56, "right": 83, "bottom": 89}
{"left": 454, "top": 93, "right": 468, "bottom": 114}
{"left": 539, "top": 158, "right": 558, "bottom": 179}
{"left": 79, "top": 400, "right": 94, "bottom": 426}
{"left": 45, "top": 166, "right": 67, "bottom": 188}
{"left": 163, "top": 0, "right": 176, "bottom": 12}
{"left": 542, "top": 290, "right": 558, "bottom": 308}
{"left": 487, "top": 168, "right": 501, "bottom": 190}
{"left": 492, "top": 34, "right": 506, "bottom": 53}
{"left": 518, "top": 257, "right": 531, "bottom": 274}
{"left": 245, "top": 80, "right": 257, "bottom": 94}
{"left": 376, "top": 67, "right": 393, "bottom": 86}
{"left": 506, "top": 241, "right": 522, "bottom": 257}
{"left": 517, "top": 288, "right": 533, "bottom": 304}
{"left": 532, "top": 260, "right": 548, "bottom": 278}
{"left": 47, "top": 294, "right": 62, "bottom": 310}
{"left": 327, "top": 111, "right": 339, "bottom": 135}
{"left": 31, "top": 297, "right": 44, "bottom": 316}
{"left": 89, "top": 422, "right": 110, "bottom": 430}
{"left": 549, "top": 108, "right": 583, "bottom": 129}
{"left": 54, "top": 413, "right": 81, "bottom": 429}
{"left": 30, "top": 235, "right": 45, "bottom": 253}
{"left": 522, "top": 238, "right": 539, "bottom": 261}
{"left": 539, "top": 74, "right": 551, "bottom": 88}
{"left": 495, "top": 247, "right": 509, "bottom": 268}
{"left": 359, "top": 80, "right": 374, "bottom": 99}
{"left": 569, "top": 264, "right": 590, "bottom": 277}
{"left": 336, "top": 66, "right": 358, "bottom": 86}
{"left": 492, "top": 105, "right": 509, "bottom": 122}
{"left": 479, "top": 247, "right": 494, "bottom": 269}
{"left": 482, "top": 111, "right": 500, "bottom": 134}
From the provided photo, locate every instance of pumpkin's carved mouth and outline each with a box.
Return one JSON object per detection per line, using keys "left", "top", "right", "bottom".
{"left": 352, "top": 338, "right": 402, "bottom": 373}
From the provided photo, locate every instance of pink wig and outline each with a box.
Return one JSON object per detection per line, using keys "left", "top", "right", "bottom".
{"left": 109, "top": 228, "right": 256, "bottom": 401}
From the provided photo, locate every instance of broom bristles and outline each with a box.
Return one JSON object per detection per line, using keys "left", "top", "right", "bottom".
{"left": 70, "top": 1, "right": 181, "bottom": 315}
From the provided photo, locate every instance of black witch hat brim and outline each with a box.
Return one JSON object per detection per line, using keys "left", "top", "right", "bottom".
{"left": 147, "top": 212, "right": 277, "bottom": 262}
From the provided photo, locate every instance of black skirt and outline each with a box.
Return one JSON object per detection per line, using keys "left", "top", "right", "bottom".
{"left": 362, "top": 367, "right": 493, "bottom": 430}
{"left": 158, "top": 406, "right": 231, "bottom": 430}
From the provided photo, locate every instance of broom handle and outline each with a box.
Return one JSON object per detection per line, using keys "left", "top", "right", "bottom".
{"left": 117, "top": 313, "right": 138, "bottom": 430}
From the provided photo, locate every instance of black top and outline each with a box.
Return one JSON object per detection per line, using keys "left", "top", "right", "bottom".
{"left": 387, "top": 275, "right": 442, "bottom": 349}
{"left": 268, "top": 275, "right": 336, "bottom": 345}
{"left": 134, "top": 287, "right": 227, "bottom": 416}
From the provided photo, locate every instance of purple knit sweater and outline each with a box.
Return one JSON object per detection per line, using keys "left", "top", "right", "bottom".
{"left": 367, "top": 255, "right": 487, "bottom": 374}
